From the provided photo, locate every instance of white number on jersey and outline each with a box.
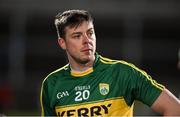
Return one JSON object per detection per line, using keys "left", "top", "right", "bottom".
{"left": 75, "top": 90, "right": 90, "bottom": 102}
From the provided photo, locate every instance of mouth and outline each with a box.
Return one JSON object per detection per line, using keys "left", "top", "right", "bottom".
{"left": 81, "top": 44, "right": 94, "bottom": 53}
{"left": 81, "top": 49, "right": 92, "bottom": 52}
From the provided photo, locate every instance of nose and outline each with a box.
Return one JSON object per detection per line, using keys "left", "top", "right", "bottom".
{"left": 82, "top": 33, "right": 90, "bottom": 44}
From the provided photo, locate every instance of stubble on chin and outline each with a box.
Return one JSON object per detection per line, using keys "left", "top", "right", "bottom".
{"left": 80, "top": 52, "right": 95, "bottom": 65}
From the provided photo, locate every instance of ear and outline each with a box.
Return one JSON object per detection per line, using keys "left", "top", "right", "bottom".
{"left": 58, "top": 38, "right": 66, "bottom": 50}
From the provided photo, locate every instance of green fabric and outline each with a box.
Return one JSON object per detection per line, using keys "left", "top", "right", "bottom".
{"left": 41, "top": 53, "right": 164, "bottom": 116}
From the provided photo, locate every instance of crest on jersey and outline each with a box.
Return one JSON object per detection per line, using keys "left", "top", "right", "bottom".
{"left": 99, "top": 83, "right": 109, "bottom": 95}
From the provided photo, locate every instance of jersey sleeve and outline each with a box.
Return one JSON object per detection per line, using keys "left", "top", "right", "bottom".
{"left": 120, "top": 63, "right": 165, "bottom": 107}
{"left": 129, "top": 66, "right": 165, "bottom": 106}
{"left": 40, "top": 77, "right": 56, "bottom": 116}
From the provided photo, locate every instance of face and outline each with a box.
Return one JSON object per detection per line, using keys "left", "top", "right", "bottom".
{"left": 58, "top": 21, "right": 96, "bottom": 65}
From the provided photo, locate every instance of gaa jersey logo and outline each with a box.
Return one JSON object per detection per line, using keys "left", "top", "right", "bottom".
{"left": 99, "top": 83, "right": 109, "bottom": 95}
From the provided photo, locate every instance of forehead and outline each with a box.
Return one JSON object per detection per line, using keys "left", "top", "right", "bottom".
{"left": 65, "top": 21, "right": 94, "bottom": 34}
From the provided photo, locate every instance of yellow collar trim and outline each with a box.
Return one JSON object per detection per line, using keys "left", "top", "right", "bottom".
{"left": 71, "top": 67, "right": 93, "bottom": 77}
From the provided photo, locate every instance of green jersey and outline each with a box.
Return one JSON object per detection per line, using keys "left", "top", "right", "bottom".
{"left": 40, "top": 53, "right": 164, "bottom": 116}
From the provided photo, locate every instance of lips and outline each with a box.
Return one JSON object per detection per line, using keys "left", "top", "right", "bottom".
{"left": 81, "top": 48, "right": 92, "bottom": 52}
{"left": 81, "top": 43, "right": 93, "bottom": 52}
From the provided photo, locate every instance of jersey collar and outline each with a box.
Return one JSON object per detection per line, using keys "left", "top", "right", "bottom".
{"left": 70, "top": 53, "right": 100, "bottom": 77}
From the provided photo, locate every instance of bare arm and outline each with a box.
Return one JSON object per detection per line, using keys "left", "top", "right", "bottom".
{"left": 151, "top": 88, "right": 180, "bottom": 116}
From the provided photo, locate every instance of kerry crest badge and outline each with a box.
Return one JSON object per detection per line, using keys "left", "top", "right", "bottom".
{"left": 99, "top": 83, "right": 109, "bottom": 95}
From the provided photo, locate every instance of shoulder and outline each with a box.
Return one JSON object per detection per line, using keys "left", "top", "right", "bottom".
{"left": 99, "top": 55, "right": 138, "bottom": 71}
{"left": 98, "top": 55, "right": 149, "bottom": 79}
{"left": 42, "top": 64, "right": 69, "bottom": 86}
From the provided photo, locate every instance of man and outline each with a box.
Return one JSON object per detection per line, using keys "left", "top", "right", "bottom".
{"left": 40, "top": 10, "right": 180, "bottom": 116}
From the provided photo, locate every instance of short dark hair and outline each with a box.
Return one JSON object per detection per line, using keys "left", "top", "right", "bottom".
{"left": 54, "top": 10, "right": 93, "bottom": 39}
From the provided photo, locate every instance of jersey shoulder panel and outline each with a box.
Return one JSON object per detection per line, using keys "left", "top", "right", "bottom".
{"left": 98, "top": 55, "right": 164, "bottom": 106}
{"left": 99, "top": 55, "right": 135, "bottom": 73}
{"left": 40, "top": 64, "right": 69, "bottom": 116}
{"left": 43, "top": 64, "right": 69, "bottom": 84}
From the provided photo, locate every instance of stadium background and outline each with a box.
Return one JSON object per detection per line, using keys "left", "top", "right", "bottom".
{"left": 0, "top": 0, "right": 180, "bottom": 115}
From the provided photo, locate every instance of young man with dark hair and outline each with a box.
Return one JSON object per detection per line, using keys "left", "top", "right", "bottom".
{"left": 40, "top": 9, "right": 180, "bottom": 116}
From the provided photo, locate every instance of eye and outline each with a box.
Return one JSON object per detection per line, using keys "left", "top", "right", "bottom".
{"left": 87, "top": 30, "right": 94, "bottom": 37}
{"left": 73, "top": 34, "right": 81, "bottom": 39}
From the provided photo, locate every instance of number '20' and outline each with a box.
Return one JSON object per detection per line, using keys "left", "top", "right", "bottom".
{"left": 75, "top": 90, "right": 90, "bottom": 101}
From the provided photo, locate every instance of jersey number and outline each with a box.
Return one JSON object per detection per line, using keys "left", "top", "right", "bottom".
{"left": 75, "top": 90, "right": 90, "bottom": 102}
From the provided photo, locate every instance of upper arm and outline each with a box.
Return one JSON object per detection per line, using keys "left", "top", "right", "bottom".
{"left": 151, "top": 88, "right": 180, "bottom": 116}
{"left": 40, "top": 78, "right": 56, "bottom": 116}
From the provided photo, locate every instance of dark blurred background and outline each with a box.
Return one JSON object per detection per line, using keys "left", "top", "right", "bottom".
{"left": 0, "top": 0, "right": 180, "bottom": 116}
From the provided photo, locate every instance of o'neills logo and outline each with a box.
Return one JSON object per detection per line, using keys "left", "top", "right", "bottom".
{"left": 99, "top": 83, "right": 109, "bottom": 95}
{"left": 56, "top": 103, "right": 112, "bottom": 116}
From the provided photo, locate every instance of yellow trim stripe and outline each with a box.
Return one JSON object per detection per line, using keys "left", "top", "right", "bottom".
{"left": 100, "top": 55, "right": 116, "bottom": 62}
{"left": 71, "top": 67, "right": 93, "bottom": 77}
{"left": 40, "top": 64, "right": 69, "bottom": 116}
{"left": 100, "top": 56, "right": 164, "bottom": 90}
{"left": 56, "top": 96, "right": 124, "bottom": 109}
{"left": 100, "top": 59, "right": 118, "bottom": 64}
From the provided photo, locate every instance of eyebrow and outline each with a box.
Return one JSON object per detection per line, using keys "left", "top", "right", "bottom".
{"left": 87, "top": 28, "right": 94, "bottom": 31}
{"left": 71, "top": 28, "right": 94, "bottom": 36}
{"left": 71, "top": 32, "right": 82, "bottom": 36}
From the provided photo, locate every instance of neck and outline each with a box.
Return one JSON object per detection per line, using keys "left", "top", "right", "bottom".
{"left": 69, "top": 56, "right": 95, "bottom": 72}
{"left": 70, "top": 61, "right": 93, "bottom": 72}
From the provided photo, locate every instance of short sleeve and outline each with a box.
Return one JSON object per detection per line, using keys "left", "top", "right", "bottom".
{"left": 129, "top": 66, "right": 165, "bottom": 106}
{"left": 119, "top": 62, "right": 165, "bottom": 107}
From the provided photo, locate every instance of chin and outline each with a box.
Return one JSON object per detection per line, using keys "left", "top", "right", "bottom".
{"left": 80, "top": 51, "right": 95, "bottom": 62}
{"left": 83, "top": 54, "right": 93, "bottom": 59}
{"left": 82, "top": 56, "right": 91, "bottom": 61}
{"left": 80, "top": 56, "right": 93, "bottom": 64}
{"left": 79, "top": 59, "right": 90, "bottom": 64}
